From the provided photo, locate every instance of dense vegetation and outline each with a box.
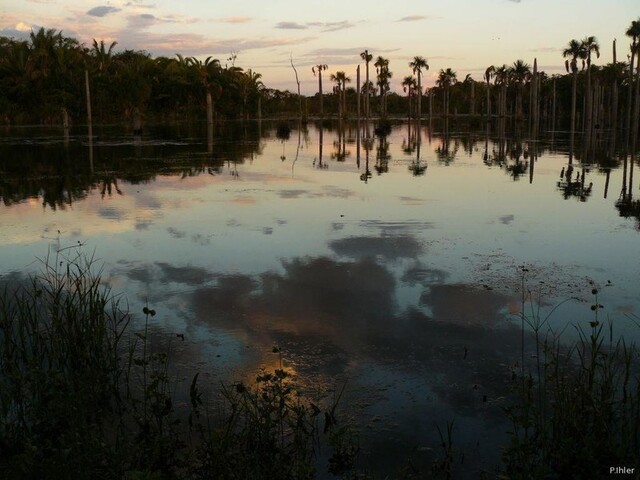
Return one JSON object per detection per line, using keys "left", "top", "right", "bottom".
{"left": 1, "top": 20, "right": 639, "bottom": 129}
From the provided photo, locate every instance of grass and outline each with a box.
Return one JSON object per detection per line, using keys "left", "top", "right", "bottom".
{"left": 501, "top": 271, "right": 640, "bottom": 479}
{"left": 1, "top": 248, "right": 639, "bottom": 479}
{"left": 0, "top": 246, "right": 354, "bottom": 479}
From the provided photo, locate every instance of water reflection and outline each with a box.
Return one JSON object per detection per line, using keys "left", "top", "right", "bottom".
{"left": 1, "top": 121, "right": 639, "bottom": 476}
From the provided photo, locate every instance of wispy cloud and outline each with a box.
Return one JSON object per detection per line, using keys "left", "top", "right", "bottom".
{"left": 275, "top": 20, "right": 355, "bottom": 32}
{"left": 124, "top": 0, "right": 155, "bottom": 6}
{"left": 275, "top": 21, "right": 307, "bottom": 30}
{"left": 87, "top": 6, "right": 121, "bottom": 17}
{"left": 321, "top": 21, "right": 354, "bottom": 32}
{"left": 216, "top": 16, "right": 252, "bottom": 24}
{"left": 398, "top": 15, "right": 430, "bottom": 22}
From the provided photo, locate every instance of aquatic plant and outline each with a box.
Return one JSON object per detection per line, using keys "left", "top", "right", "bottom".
{"left": 502, "top": 276, "right": 640, "bottom": 479}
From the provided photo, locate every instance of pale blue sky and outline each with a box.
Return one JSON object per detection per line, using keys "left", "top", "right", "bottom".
{"left": 2, "top": 0, "right": 637, "bottom": 93}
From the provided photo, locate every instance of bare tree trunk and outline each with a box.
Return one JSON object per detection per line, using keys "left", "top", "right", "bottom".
{"left": 627, "top": 53, "right": 637, "bottom": 142}
{"left": 417, "top": 72, "right": 422, "bottom": 120}
{"left": 356, "top": 66, "right": 361, "bottom": 123}
{"left": 290, "top": 55, "right": 302, "bottom": 119}
{"left": 486, "top": 82, "right": 491, "bottom": 121}
{"left": 206, "top": 91, "right": 213, "bottom": 126}
{"left": 552, "top": 78, "right": 557, "bottom": 133}
{"left": 632, "top": 52, "right": 640, "bottom": 155}
{"left": 570, "top": 71, "right": 577, "bottom": 164}
{"left": 532, "top": 59, "right": 539, "bottom": 137}
{"left": 470, "top": 81, "right": 475, "bottom": 115}
{"left": 85, "top": 69, "right": 93, "bottom": 141}
{"left": 319, "top": 72, "right": 324, "bottom": 117}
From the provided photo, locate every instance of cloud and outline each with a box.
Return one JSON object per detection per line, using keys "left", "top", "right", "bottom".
{"left": 87, "top": 6, "right": 121, "bottom": 17}
{"left": 124, "top": 1, "right": 155, "bottom": 6}
{"left": 275, "top": 20, "right": 355, "bottom": 32}
{"left": 216, "top": 16, "right": 252, "bottom": 24}
{"left": 16, "top": 22, "right": 34, "bottom": 32}
{"left": 275, "top": 21, "right": 307, "bottom": 30}
{"left": 0, "top": 21, "right": 44, "bottom": 40}
{"left": 321, "top": 20, "right": 354, "bottom": 32}
{"left": 329, "top": 235, "right": 425, "bottom": 260}
{"left": 398, "top": 15, "right": 429, "bottom": 22}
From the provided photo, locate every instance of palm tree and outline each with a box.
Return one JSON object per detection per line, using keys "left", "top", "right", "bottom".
{"left": 409, "top": 56, "right": 429, "bottom": 119}
{"left": 494, "top": 65, "right": 510, "bottom": 118}
{"left": 92, "top": 39, "right": 117, "bottom": 73}
{"left": 402, "top": 75, "right": 417, "bottom": 118}
{"left": 312, "top": 64, "right": 328, "bottom": 116}
{"left": 509, "top": 60, "right": 531, "bottom": 121}
{"left": 360, "top": 50, "right": 373, "bottom": 118}
{"left": 436, "top": 68, "right": 457, "bottom": 117}
{"left": 462, "top": 74, "right": 475, "bottom": 115}
{"left": 374, "top": 56, "right": 392, "bottom": 117}
{"left": 188, "top": 56, "right": 221, "bottom": 125}
{"left": 562, "top": 39, "right": 586, "bottom": 144}
{"left": 625, "top": 18, "right": 640, "bottom": 148}
{"left": 581, "top": 36, "right": 600, "bottom": 138}
{"left": 330, "top": 71, "right": 350, "bottom": 118}
{"left": 485, "top": 66, "right": 495, "bottom": 120}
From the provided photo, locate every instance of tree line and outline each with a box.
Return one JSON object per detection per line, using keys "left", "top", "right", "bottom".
{"left": 1, "top": 20, "right": 639, "bottom": 135}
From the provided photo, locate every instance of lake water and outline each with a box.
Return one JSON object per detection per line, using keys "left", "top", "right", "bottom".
{"left": 1, "top": 121, "right": 639, "bottom": 476}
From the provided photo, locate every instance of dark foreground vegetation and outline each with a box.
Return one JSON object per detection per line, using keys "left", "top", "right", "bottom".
{"left": 0, "top": 247, "right": 639, "bottom": 479}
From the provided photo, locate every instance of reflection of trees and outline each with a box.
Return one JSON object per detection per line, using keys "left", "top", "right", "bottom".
{"left": 331, "top": 125, "right": 350, "bottom": 162}
{"left": 615, "top": 197, "right": 640, "bottom": 230}
{"left": 374, "top": 134, "right": 390, "bottom": 175}
{"left": 504, "top": 140, "right": 528, "bottom": 181}
{"left": 557, "top": 166, "right": 593, "bottom": 201}
{"left": 360, "top": 135, "right": 374, "bottom": 183}
{"left": 435, "top": 134, "right": 458, "bottom": 166}
{"left": 0, "top": 124, "right": 262, "bottom": 209}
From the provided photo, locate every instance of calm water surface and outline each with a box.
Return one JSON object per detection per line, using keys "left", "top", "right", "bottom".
{"left": 1, "top": 121, "right": 639, "bottom": 476}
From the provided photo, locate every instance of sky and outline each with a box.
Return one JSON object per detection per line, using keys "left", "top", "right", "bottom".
{"left": 1, "top": 0, "right": 638, "bottom": 94}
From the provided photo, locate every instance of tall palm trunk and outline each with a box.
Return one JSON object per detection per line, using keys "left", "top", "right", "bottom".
{"left": 318, "top": 72, "right": 324, "bottom": 116}
{"left": 632, "top": 53, "right": 640, "bottom": 153}
{"left": 417, "top": 72, "right": 422, "bottom": 120}
{"left": 85, "top": 69, "right": 92, "bottom": 140}
{"left": 570, "top": 70, "right": 577, "bottom": 161}
{"left": 585, "top": 62, "right": 593, "bottom": 138}
{"left": 206, "top": 90, "right": 213, "bottom": 126}
{"left": 470, "top": 81, "right": 475, "bottom": 115}
{"left": 486, "top": 81, "right": 491, "bottom": 121}
{"left": 626, "top": 44, "right": 637, "bottom": 150}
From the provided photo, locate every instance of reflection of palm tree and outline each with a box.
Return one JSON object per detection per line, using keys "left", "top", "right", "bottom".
{"left": 332, "top": 125, "right": 350, "bottom": 161}
{"left": 374, "top": 134, "right": 390, "bottom": 174}
{"left": 312, "top": 64, "right": 328, "bottom": 116}
{"left": 557, "top": 167, "right": 592, "bottom": 201}
{"left": 409, "top": 56, "right": 429, "bottom": 120}
{"left": 435, "top": 133, "right": 458, "bottom": 166}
